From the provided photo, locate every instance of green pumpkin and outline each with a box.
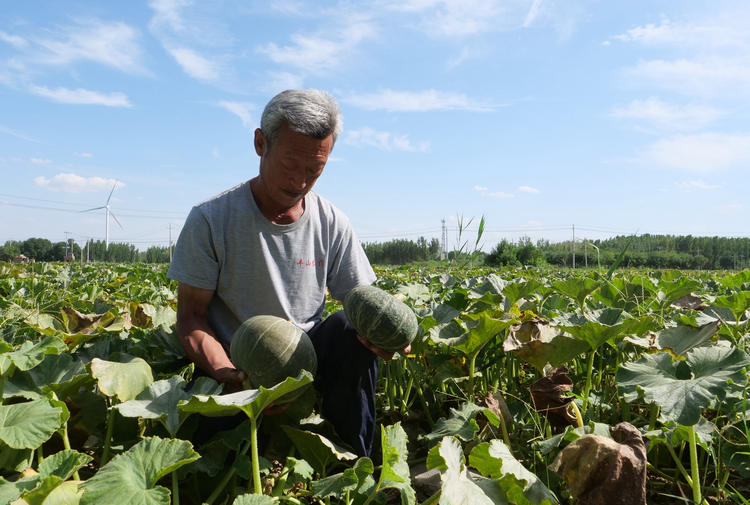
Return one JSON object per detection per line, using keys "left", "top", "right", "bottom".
{"left": 343, "top": 285, "right": 418, "bottom": 353}
{"left": 230, "top": 315, "right": 317, "bottom": 403}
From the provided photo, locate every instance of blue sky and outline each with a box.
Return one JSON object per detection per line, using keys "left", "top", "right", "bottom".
{"left": 1, "top": 0, "right": 748, "bottom": 253}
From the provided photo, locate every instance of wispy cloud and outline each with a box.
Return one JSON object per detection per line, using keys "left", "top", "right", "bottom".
{"left": 30, "top": 158, "right": 51, "bottom": 164}
{"left": 74, "top": 152, "right": 93, "bottom": 157}
{"left": 218, "top": 101, "right": 254, "bottom": 128}
{"left": 28, "top": 85, "right": 131, "bottom": 107}
{"left": 32, "top": 173, "right": 123, "bottom": 193}
{"left": 524, "top": 0, "right": 543, "bottom": 27}
{"left": 518, "top": 185, "right": 540, "bottom": 193}
{"left": 165, "top": 46, "right": 222, "bottom": 82}
{"left": 678, "top": 180, "right": 721, "bottom": 189}
{"left": 31, "top": 20, "right": 147, "bottom": 75}
{"left": 719, "top": 204, "right": 741, "bottom": 214}
{"left": 149, "top": 0, "right": 192, "bottom": 32}
{"left": 0, "top": 30, "right": 27, "bottom": 49}
{"left": 345, "top": 127, "right": 430, "bottom": 152}
{"left": 612, "top": 97, "right": 724, "bottom": 131}
{"left": 261, "top": 71, "right": 305, "bottom": 94}
{"left": 257, "top": 22, "right": 375, "bottom": 74}
{"left": 383, "top": 0, "right": 515, "bottom": 37}
{"left": 614, "top": 18, "right": 749, "bottom": 48}
{"left": 623, "top": 56, "right": 750, "bottom": 97}
{"left": 473, "top": 186, "right": 488, "bottom": 191}
{"left": 212, "top": 148, "right": 220, "bottom": 158}
{"left": 486, "top": 191, "right": 514, "bottom": 198}
{"left": 0, "top": 126, "right": 45, "bottom": 143}
{"left": 641, "top": 133, "right": 750, "bottom": 172}
{"left": 344, "top": 89, "right": 490, "bottom": 111}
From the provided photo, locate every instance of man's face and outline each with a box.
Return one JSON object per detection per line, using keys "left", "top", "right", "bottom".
{"left": 254, "top": 123, "right": 333, "bottom": 210}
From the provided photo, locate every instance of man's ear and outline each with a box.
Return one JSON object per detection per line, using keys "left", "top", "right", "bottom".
{"left": 254, "top": 128, "right": 266, "bottom": 156}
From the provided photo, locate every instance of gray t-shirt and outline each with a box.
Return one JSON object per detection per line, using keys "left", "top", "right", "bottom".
{"left": 168, "top": 181, "right": 376, "bottom": 353}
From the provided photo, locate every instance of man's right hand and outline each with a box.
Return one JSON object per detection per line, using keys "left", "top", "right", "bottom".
{"left": 214, "top": 367, "right": 247, "bottom": 393}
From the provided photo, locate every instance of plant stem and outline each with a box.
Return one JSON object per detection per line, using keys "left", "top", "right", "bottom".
{"left": 648, "top": 403, "right": 659, "bottom": 431}
{"left": 101, "top": 400, "right": 118, "bottom": 465}
{"left": 172, "top": 471, "right": 180, "bottom": 505}
{"left": 404, "top": 358, "right": 434, "bottom": 429}
{"left": 206, "top": 437, "right": 253, "bottom": 504}
{"left": 251, "top": 414, "right": 262, "bottom": 494}
{"left": 467, "top": 354, "right": 477, "bottom": 401}
{"left": 582, "top": 350, "right": 596, "bottom": 412}
{"left": 688, "top": 425, "right": 702, "bottom": 505}
{"left": 421, "top": 490, "right": 441, "bottom": 505}
{"left": 664, "top": 443, "right": 693, "bottom": 487}
{"left": 37, "top": 445, "right": 43, "bottom": 466}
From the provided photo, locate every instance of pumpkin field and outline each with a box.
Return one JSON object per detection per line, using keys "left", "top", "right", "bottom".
{"left": 0, "top": 260, "right": 749, "bottom": 505}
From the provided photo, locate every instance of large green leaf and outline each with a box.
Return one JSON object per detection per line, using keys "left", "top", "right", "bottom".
{"left": 0, "top": 399, "right": 63, "bottom": 449}
{"left": 426, "top": 437, "right": 507, "bottom": 505}
{"left": 712, "top": 291, "right": 750, "bottom": 321}
{"left": 232, "top": 495, "right": 276, "bottom": 505}
{"left": 616, "top": 346, "right": 750, "bottom": 425}
{"left": 178, "top": 371, "right": 313, "bottom": 421}
{"left": 27, "top": 480, "right": 84, "bottom": 505}
{"left": 3, "top": 336, "right": 68, "bottom": 373}
{"left": 4, "top": 353, "right": 90, "bottom": 401}
{"left": 423, "top": 403, "right": 481, "bottom": 448}
{"left": 470, "top": 440, "right": 556, "bottom": 504}
{"left": 115, "top": 376, "right": 222, "bottom": 437}
{"left": 21, "top": 450, "right": 92, "bottom": 505}
{"left": 281, "top": 426, "right": 357, "bottom": 477}
{"left": 503, "top": 319, "right": 591, "bottom": 371}
{"left": 378, "top": 423, "right": 416, "bottom": 505}
{"left": 312, "top": 457, "right": 373, "bottom": 499}
{"left": 452, "top": 312, "right": 516, "bottom": 359}
{"left": 552, "top": 277, "right": 599, "bottom": 310}
{"left": 79, "top": 437, "right": 199, "bottom": 505}
{"left": 89, "top": 356, "right": 154, "bottom": 402}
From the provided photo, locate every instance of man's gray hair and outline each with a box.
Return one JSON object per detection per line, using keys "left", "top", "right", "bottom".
{"left": 260, "top": 89, "right": 343, "bottom": 150}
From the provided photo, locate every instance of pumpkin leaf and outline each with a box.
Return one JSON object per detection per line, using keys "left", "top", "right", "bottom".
{"left": 423, "top": 403, "right": 482, "bottom": 448}
{"left": 4, "top": 336, "right": 68, "bottom": 373}
{"left": 79, "top": 437, "right": 199, "bottom": 505}
{"left": 470, "top": 440, "right": 557, "bottom": 504}
{"left": 232, "top": 494, "right": 276, "bottom": 505}
{"left": 25, "top": 480, "right": 84, "bottom": 505}
{"left": 178, "top": 371, "right": 313, "bottom": 421}
{"left": 426, "top": 436, "right": 507, "bottom": 505}
{"left": 616, "top": 346, "right": 750, "bottom": 425}
{"left": 0, "top": 399, "right": 63, "bottom": 449}
{"left": 281, "top": 426, "right": 357, "bottom": 476}
{"left": 115, "top": 376, "right": 222, "bottom": 437}
{"left": 89, "top": 356, "right": 154, "bottom": 402}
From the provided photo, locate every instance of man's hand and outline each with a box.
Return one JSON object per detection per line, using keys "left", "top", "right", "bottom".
{"left": 214, "top": 367, "right": 247, "bottom": 394}
{"left": 357, "top": 334, "right": 411, "bottom": 361}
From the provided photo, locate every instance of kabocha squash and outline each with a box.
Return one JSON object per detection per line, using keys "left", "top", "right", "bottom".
{"left": 230, "top": 315, "right": 317, "bottom": 403}
{"left": 343, "top": 285, "right": 418, "bottom": 353}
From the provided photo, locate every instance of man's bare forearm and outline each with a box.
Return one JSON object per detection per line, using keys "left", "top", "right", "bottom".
{"left": 177, "top": 315, "right": 236, "bottom": 382}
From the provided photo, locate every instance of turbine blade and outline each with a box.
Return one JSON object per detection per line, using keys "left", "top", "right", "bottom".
{"left": 80, "top": 206, "right": 106, "bottom": 213}
{"left": 109, "top": 209, "right": 124, "bottom": 229}
{"left": 106, "top": 179, "right": 118, "bottom": 206}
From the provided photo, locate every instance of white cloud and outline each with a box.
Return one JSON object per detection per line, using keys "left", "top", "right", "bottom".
{"left": 642, "top": 133, "right": 750, "bottom": 172}
{"left": 383, "top": 0, "right": 514, "bottom": 37}
{"left": 473, "top": 186, "right": 488, "bottom": 191}
{"left": 74, "top": 152, "right": 93, "bottom": 157}
{"left": 262, "top": 71, "right": 305, "bottom": 93}
{"left": 32, "top": 173, "right": 123, "bottom": 193}
{"left": 30, "top": 158, "right": 51, "bottom": 164}
{"left": 720, "top": 204, "right": 741, "bottom": 214}
{"left": 218, "top": 101, "right": 254, "bottom": 128}
{"left": 486, "top": 192, "right": 514, "bottom": 198}
{"left": 678, "top": 180, "right": 721, "bottom": 189}
{"left": 28, "top": 85, "right": 131, "bottom": 107}
{"left": 11, "top": 158, "right": 22, "bottom": 162}
{"left": 257, "top": 22, "right": 375, "bottom": 73}
{"left": 149, "top": 0, "right": 191, "bottom": 32}
{"left": 0, "top": 30, "right": 27, "bottom": 49}
{"left": 166, "top": 46, "right": 222, "bottom": 82}
{"left": 518, "top": 185, "right": 540, "bottom": 193}
{"left": 602, "top": 40, "right": 610, "bottom": 46}
{"left": 446, "top": 47, "right": 470, "bottom": 69}
{"left": 0, "top": 126, "right": 44, "bottom": 143}
{"left": 612, "top": 98, "right": 724, "bottom": 131}
{"left": 345, "top": 127, "right": 430, "bottom": 152}
{"left": 0, "top": 158, "right": 5, "bottom": 162}
{"left": 32, "top": 20, "right": 147, "bottom": 75}
{"left": 212, "top": 148, "right": 220, "bottom": 158}
{"left": 614, "top": 19, "right": 748, "bottom": 48}
{"left": 344, "top": 89, "right": 490, "bottom": 112}
{"left": 524, "top": 0, "right": 543, "bottom": 28}
{"left": 623, "top": 56, "right": 750, "bottom": 97}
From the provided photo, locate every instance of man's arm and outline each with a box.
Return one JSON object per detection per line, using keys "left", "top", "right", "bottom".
{"left": 175, "top": 282, "right": 246, "bottom": 392}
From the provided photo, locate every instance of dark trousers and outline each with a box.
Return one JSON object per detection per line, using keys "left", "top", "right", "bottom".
{"left": 191, "top": 311, "right": 378, "bottom": 457}
{"left": 308, "top": 310, "right": 378, "bottom": 457}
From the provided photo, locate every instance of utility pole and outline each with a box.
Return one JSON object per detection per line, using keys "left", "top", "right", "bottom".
{"left": 572, "top": 225, "right": 576, "bottom": 269}
{"left": 584, "top": 238, "right": 588, "bottom": 268}
{"left": 169, "top": 223, "right": 173, "bottom": 262}
{"left": 87, "top": 239, "right": 90, "bottom": 263}
{"left": 441, "top": 219, "right": 447, "bottom": 260}
{"left": 64, "top": 231, "right": 71, "bottom": 256}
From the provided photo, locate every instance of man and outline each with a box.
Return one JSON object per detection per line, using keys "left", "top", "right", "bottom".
{"left": 169, "top": 89, "right": 405, "bottom": 457}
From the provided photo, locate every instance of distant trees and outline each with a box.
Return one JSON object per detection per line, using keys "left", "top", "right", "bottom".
{"left": 0, "top": 238, "right": 173, "bottom": 264}
{"left": 485, "top": 236, "right": 546, "bottom": 267}
{"left": 363, "top": 237, "right": 441, "bottom": 265}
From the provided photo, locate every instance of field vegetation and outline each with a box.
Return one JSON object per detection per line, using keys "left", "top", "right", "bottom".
{"left": 0, "top": 258, "right": 748, "bottom": 504}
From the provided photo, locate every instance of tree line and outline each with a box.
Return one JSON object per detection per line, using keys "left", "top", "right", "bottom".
{"left": 0, "top": 239, "right": 174, "bottom": 264}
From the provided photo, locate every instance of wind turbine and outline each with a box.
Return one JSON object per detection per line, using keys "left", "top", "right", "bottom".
{"left": 81, "top": 180, "right": 122, "bottom": 250}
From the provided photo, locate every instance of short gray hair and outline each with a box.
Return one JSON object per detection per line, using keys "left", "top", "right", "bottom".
{"left": 260, "top": 89, "right": 343, "bottom": 150}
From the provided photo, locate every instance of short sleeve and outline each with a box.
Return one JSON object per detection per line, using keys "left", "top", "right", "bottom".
{"left": 326, "top": 220, "right": 376, "bottom": 301}
{"left": 167, "top": 206, "right": 220, "bottom": 290}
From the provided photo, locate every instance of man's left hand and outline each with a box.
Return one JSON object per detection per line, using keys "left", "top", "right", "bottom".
{"left": 357, "top": 334, "right": 411, "bottom": 360}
